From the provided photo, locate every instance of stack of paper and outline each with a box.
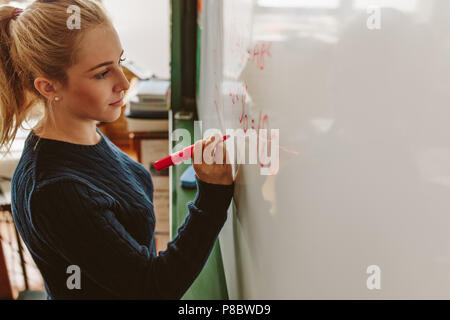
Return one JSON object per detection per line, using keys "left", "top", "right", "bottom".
{"left": 125, "top": 79, "right": 170, "bottom": 132}
{"left": 127, "top": 79, "right": 170, "bottom": 114}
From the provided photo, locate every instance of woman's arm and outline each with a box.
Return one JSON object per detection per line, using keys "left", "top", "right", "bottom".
{"left": 31, "top": 177, "right": 233, "bottom": 299}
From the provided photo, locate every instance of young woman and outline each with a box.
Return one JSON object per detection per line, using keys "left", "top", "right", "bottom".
{"left": 0, "top": 0, "right": 233, "bottom": 299}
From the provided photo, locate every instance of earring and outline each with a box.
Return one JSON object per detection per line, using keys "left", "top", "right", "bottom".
{"left": 54, "top": 96, "right": 60, "bottom": 102}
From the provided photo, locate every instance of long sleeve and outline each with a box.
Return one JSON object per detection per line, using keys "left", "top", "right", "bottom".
{"left": 30, "top": 176, "right": 234, "bottom": 299}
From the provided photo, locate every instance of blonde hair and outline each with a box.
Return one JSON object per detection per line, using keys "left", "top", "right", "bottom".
{"left": 0, "top": 0, "right": 112, "bottom": 155}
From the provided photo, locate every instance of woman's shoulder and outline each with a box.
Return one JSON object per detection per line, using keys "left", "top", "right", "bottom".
{"left": 11, "top": 142, "right": 113, "bottom": 207}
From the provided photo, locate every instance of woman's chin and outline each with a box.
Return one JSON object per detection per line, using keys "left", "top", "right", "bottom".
{"left": 99, "top": 108, "right": 122, "bottom": 123}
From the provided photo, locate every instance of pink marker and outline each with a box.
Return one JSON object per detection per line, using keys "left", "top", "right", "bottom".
{"left": 153, "top": 135, "right": 230, "bottom": 171}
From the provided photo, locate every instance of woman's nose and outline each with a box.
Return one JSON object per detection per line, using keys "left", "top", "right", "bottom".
{"left": 114, "top": 69, "right": 130, "bottom": 92}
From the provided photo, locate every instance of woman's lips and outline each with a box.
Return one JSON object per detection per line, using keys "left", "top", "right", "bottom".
{"left": 109, "top": 98, "right": 123, "bottom": 107}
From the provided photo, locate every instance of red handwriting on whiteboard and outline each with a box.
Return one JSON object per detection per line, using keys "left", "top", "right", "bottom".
{"left": 228, "top": 19, "right": 251, "bottom": 65}
{"left": 248, "top": 42, "right": 272, "bottom": 70}
{"left": 258, "top": 113, "right": 270, "bottom": 168}
{"left": 213, "top": 4, "right": 225, "bottom": 132}
{"left": 227, "top": 19, "right": 272, "bottom": 70}
{"left": 227, "top": 81, "right": 274, "bottom": 169}
{"left": 228, "top": 82, "right": 269, "bottom": 135}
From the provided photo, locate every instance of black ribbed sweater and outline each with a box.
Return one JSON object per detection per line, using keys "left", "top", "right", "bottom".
{"left": 10, "top": 127, "right": 233, "bottom": 299}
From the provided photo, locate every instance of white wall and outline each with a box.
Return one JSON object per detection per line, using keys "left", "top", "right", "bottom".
{"left": 103, "top": 0, "right": 170, "bottom": 79}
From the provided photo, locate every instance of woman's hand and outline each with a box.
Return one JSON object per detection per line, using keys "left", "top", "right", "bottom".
{"left": 193, "top": 133, "right": 233, "bottom": 186}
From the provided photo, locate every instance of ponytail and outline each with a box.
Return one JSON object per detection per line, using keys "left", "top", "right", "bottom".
{"left": 0, "top": 6, "right": 37, "bottom": 156}
{"left": 0, "top": 0, "right": 111, "bottom": 156}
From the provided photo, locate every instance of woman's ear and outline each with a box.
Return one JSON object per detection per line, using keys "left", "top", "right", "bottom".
{"left": 34, "top": 77, "right": 59, "bottom": 101}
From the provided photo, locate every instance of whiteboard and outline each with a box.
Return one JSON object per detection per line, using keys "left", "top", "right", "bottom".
{"left": 197, "top": 0, "right": 450, "bottom": 299}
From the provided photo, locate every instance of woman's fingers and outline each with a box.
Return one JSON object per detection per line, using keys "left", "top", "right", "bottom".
{"left": 193, "top": 139, "right": 203, "bottom": 164}
{"left": 194, "top": 133, "right": 230, "bottom": 165}
{"left": 203, "top": 133, "right": 222, "bottom": 164}
{"left": 193, "top": 133, "right": 233, "bottom": 185}
{"left": 213, "top": 140, "right": 229, "bottom": 165}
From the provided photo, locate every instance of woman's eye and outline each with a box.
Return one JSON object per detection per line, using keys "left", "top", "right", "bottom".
{"left": 95, "top": 70, "right": 110, "bottom": 79}
{"left": 94, "top": 56, "right": 125, "bottom": 79}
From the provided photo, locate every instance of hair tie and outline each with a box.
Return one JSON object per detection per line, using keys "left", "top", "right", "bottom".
{"left": 10, "top": 8, "right": 23, "bottom": 20}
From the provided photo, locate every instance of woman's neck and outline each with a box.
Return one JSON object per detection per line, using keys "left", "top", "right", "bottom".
{"left": 33, "top": 120, "right": 101, "bottom": 146}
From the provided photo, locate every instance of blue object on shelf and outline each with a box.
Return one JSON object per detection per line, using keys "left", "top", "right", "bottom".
{"left": 180, "top": 165, "right": 197, "bottom": 189}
